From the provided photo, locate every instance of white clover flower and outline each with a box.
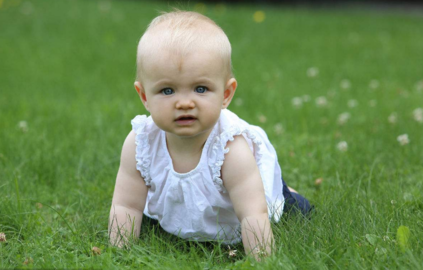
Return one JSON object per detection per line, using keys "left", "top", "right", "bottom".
{"left": 98, "top": 0, "right": 112, "bottom": 12}
{"left": 315, "top": 96, "right": 328, "bottom": 107}
{"left": 388, "top": 112, "right": 397, "bottom": 124}
{"left": 92, "top": 246, "right": 102, "bottom": 255}
{"left": 20, "top": 1, "right": 34, "bottom": 15}
{"left": 258, "top": 114, "right": 267, "bottom": 123}
{"left": 273, "top": 123, "right": 284, "bottom": 135}
{"left": 369, "top": 80, "right": 380, "bottom": 89}
{"left": 337, "top": 141, "right": 348, "bottom": 152}
{"left": 291, "top": 97, "right": 303, "bottom": 108}
{"left": 397, "top": 134, "right": 410, "bottom": 146}
{"left": 415, "top": 80, "right": 423, "bottom": 92}
{"left": 228, "top": 246, "right": 237, "bottom": 258}
{"left": 347, "top": 99, "right": 358, "bottom": 108}
{"left": 307, "top": 67, "right": 319, "bottom": 78}
{"left": 254, "top": 247, "right": 267, "bottom": 258}
{"left": 369, "top": 100, "right": 377, "bottom": 107}
{"left": 413, "top": 108, "right": 423, "bottom": 123}
{"left": 337, "top": 112, "right": 351, "bottom": 125}
{"left": 234, "top": 98, "right": 243, "bottom": 106}
{"left": 18, "top": 121, "right": 28, "bottom": 132}
{"left": 414, "top": 115, "right": 423, "bottom": 123}
{"left": 340, "top": 79, "right": 351, "bottom": 90}
{"left": 315, "top": 178, "right": 323, "bottom": 186}
{"left": 302, "top": 95, "right": 311, "bottom": 102}
{"left": 0, "top": 232, "right": 6, "bottom": 242}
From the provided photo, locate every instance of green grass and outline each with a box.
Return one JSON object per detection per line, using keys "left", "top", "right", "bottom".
{"left": 1, "top": 0, "right": 423, "bottom": 268}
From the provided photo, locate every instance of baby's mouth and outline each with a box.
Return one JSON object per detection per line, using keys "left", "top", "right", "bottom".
{"left": 175, "top": 115, "right": 197, "bottom": 125}
{"left": 175, "top": 115, "right": 196, "bottom": 120}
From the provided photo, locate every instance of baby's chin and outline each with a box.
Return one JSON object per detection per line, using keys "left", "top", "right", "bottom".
{"left": 164, "top": 127, "right": 215, "bottom": 139}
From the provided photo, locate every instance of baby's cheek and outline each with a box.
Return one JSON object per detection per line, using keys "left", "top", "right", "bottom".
{"left": 208, "top": 108, "right": 223, "bottom": 125}
{"left": 150, "top": 113, "right": 166, "bottom": 129}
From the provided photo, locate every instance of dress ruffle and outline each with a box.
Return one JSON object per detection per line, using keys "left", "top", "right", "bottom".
{"left": 208, "top": 123, "right": 264, "bottom": 193}
{"left": 131, "top": 115, "right": 152, "bottom": 186}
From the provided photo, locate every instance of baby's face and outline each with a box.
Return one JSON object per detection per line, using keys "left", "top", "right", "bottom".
{"left": 138, "top": 48, "right": 232, "bottom": 140}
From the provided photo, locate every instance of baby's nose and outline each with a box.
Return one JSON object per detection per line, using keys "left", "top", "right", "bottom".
{"left": 176, "top": 95, "right": 195, "bottom": 109}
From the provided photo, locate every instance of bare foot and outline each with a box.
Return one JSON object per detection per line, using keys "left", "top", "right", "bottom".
{"left": 288, "top": 186, "right": 298, "bottom": 194}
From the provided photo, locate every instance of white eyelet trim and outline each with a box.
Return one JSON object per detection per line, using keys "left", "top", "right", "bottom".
{"left": 209, "top": 124, "right": 264, "bottom": 193}
{"left": 131, "top": 115, "right": 152, "bottom": 186}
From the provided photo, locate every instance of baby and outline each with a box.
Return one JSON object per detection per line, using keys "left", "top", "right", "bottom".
{"left": 109, "top": 10, "right": 311, "bottom": 260}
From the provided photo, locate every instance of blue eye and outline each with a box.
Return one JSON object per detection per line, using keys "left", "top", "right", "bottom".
{"left": 161, "top": 88, "right": 174, "bottom": 95}
{"left": 195, "top": 86, "right": 208, "bottom": 93}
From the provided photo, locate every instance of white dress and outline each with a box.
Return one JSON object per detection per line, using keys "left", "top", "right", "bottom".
{"left": 131, "top": 109, "right": 284, "bottom": 244}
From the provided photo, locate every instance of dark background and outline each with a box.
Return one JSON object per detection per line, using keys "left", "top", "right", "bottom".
{"left": 159, "top": 0, "right": 423, "bottom": 8}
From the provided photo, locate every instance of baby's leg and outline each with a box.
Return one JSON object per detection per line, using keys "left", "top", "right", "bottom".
{"left": 283, "top": 180, "right": 313, "bottom": 216}
{"left": 288, "top": 186, "right": 298, "bottom": 194}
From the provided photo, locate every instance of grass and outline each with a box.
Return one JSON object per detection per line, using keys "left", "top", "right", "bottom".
{"left": 1, "top": 0, "right": 423, "bottom": 268}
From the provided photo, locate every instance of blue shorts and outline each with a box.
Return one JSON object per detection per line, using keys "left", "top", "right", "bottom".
{"left": 282, "top": 179, "right": 313, "bottom": 216}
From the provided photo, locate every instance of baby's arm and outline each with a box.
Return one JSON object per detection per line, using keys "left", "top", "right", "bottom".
{"left": 221, "top": 136, "right": 274, "bottom": 260}
{"left": 109, "top": 130, "right": 148, "bottom": 247}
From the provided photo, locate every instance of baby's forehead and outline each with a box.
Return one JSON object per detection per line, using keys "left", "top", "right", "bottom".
{"left": 142, "top": 45, "right": 225, "bottom": 74}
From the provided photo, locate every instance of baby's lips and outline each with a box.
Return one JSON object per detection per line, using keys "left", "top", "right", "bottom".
{"left": 175, "top": 115, "right": 197, "bottom": 121}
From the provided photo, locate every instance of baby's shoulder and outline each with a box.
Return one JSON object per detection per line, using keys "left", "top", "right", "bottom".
{"left": 224, "top": 135, "right": 254, "bottom": 162}
{"left": 220, "top": 135, "right": 259, "bottom": 185}
{"left": 119, "top": 130, "right": 138, "bottom": 171}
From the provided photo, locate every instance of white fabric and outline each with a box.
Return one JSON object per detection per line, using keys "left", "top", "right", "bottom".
{"left": 131, "top": 109, "right": 284, "bottom": 244}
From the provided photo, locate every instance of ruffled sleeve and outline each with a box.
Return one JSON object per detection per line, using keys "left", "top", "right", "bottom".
{"left": 208, "top": 111, "right": 265, "bottom": 193}
{"left": 131, "top": 115, "right": 152, "bottom": 186}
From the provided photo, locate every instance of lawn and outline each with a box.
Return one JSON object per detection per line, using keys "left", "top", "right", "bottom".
{"left": 1, "top": 0, "right": 422, "bottom": 269}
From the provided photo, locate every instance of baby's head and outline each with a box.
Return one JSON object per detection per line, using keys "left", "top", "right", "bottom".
{"left": 135, "top": 10, "right": 233, "bottom": 83}
{"left": 133, "top": 11, "right": 237, "bottom": 137}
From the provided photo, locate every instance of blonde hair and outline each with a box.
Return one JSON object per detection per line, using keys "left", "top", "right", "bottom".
{"left": 135, "top": 10, "right": 233, "bottom": 82}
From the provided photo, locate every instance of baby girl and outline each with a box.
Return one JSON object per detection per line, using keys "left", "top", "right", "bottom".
{"left": 109, "top": 10, "right": 311, "bottom": 260}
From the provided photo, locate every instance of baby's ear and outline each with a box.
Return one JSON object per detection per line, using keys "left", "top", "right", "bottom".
{"left": 134, "top": 81, "right": 149, "bottom": 111}
{"left": 222, "top": 78, "right": 237, "bottom": 109}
